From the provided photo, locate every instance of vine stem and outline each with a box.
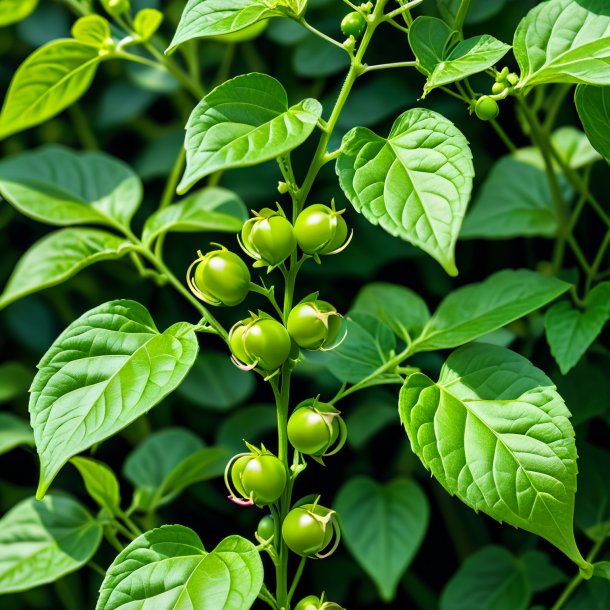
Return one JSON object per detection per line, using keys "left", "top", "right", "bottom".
{"left": 550, "top": 536, "right": 606, "bottom": 610}
{"left": 453, "top": 0, "right": 471, "bottom": 35}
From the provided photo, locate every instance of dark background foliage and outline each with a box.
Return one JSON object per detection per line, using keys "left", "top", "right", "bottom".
{"left": 1, "top": 0, "right": 609, "bottom": 608}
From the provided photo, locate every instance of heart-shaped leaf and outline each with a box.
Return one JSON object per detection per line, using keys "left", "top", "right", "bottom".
{"left": 179, "top": 73, "right": 322, "bottom": 192}
{"left": 30, "top": 300, "right": 199, "bottom": 498}
{"left": 334, "top": 477, "right": 429, "bottom": 601}
{"left": 400, "top": 343, "right": 586, "bottom": 568}
{"left": 408, "top": 16, "right": 452, "bottom": 75}
{"left": 0, "top": 146, "right": 142, "bottom": 228}
{"left": 0, "top": 495, "right": 102, "bottom": 593}
{"left": 337, "top": 108, "right": 474, "bottom": 276}
{"left": 97, "top": 525, "right": 263, "bottom": 610}
{"left": 0, "top": 228, "right": 134, "bottom": 310}
{"left": 545, "top": 282, "right": 610, "bottom": 374}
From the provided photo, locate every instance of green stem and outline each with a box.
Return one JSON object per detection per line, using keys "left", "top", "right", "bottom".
{"left": 159, "top": 148, "right": 185, "bottom": 210}
{"left": 586, "top": 229, "right": 610, "bottom": 294}
{"left": 543, "top": 84, "right": 571, "bottom": 132}
{"left": 550, "top": 537, "right": 606, "bottom": 610}
{"left": 287, "top": 557, "right": 307, "bottom": 603}
{"left": 104, "top": 528, "right": 124, "bottom": 553}
{"left": 453, "top": 0, "right": 471, "bottom": 35}
{"left": 490, "top": 119, "right": 517, "bottom": 153}
{"left": 299, "top": 18, "right": 349, "bottom": 54}
{"left": 68, "top": 103, "right": 98, "bottom": 150}
{"left": 362, "top": 60, "right": 417, "bottom": 73}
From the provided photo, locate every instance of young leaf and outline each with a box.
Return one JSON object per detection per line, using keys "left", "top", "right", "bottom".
{"left": 168, "top": 0, "right": 290, "bottom": 53}
{"left": 575, "top": 85, "right": 610, "bottom": 165}
{"left": 0, "top": 495, "right": 102, "bottom": 593}
{"left": 30, "top": 300, "right": 199, "bottom": 499}
{"left": 179, "top": 73, "right": 322, "bottom": 192}
{"left": 0, "top": 0, "right": 38, "bottom": 26}
{"left": 413, "top": 269, "right": 570, "bottom": 352}
{"left": 440, "top": 546, "right": 530, "bottom": 610}
{"left": 351, "top": 282, "right": 430, "bottom": 341}
{"left": 334, "top": 477, "right": 429, "bottom": 601}
{"left": 96, "top": 526, "right": 264, "bottom": 610}
{"left": 133, "top": 8, "right": 163, "bottom": 41}
{"left": 425, "top": 35, "right": 511, "bottom": 95}
{"left": 545, "top": 282, "right": 610, "bottom": 374}
{"left": 142, "top": 187, "right": 246, "bottom": 246}
{"left": 514, "top": 0, "right": 610, "bottom": 90}
{"left": 408, "top": 16, "right": 452, "bottom": 75}
{"left": 0, "top": 413, "right": 34, "bottom": 456}
{"left": 71, "top": 456, "right": 121, "bottom": 514}
{"left": 0, "top": 229, "right": 134, "bottom": 310}
{"left": 323, "top": 313, "right": 398, "bottom": 385}
{"left": 0, "top": 146, "right": 142, "bottom": 228}
{"left": 551, "top": 126, "right": 602, "bottom": 169}
{"left": 0, "top": 40, "right": 103, "bottom": 139}
{"left": 71, "top": 15, "right": 112, "bottom": 46}
{"left": 337, "top": 108, "right": 474, "bottom": 276}
{"left": 460, "top": 156, "right": 568, "bottom": 240}
{"left": 399, "top": 343, "right": 587, "bottom": 568}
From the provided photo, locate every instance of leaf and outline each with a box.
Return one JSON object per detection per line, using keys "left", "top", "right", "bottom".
{"left": 0, "top": 40, "right": 103, "bottom": 139}
{"left": 345, "top": 392, "right": 397, "bottom": 449}
{"left": 124, "top": 428, "right": 227, "bottom": 511}
{"left": 461, "top": 156, "right": 570, "bottom": 240}
{"left": 179, "top": 73, "right": 322, "bottom": 192}
{"left": 413, "top": 269, "right": 570, "bottom": 352}
{"left": 0, "top": 229, "right": 134, "bottom": 310}
{"left": 564, "top": 577, "right": 610, "bottom": 609}
{"left": 178, "top": 350, "right": 256, "bottom": 411}
{"left": 0, "top": 145, "right": 142, "bottom": 228}
{"left": 30, "top": 300, "right": 199, "bottom": 499}
{"left": 544, "top": 282, "right": 610, "bottom": 374}
{"left": 96, "top": 526, "right": 264, "bottom": 610}
{"left": 293, "top": 34, "right": 350, "bottom": 78}
{"left": 0, "top": 413, "right": 34, "bottom": 456}
{"left": 575, "top": 85, "right": 610, "bottom": 165}
{"left": 0, "top": 0, "right": 38, "bottom": 26}
{"left": 399, "top": 343, "right": 586, "bottom": 567}
{"left": 337, "top": 108, "right": 474, "bottom": 276}
{"left": 522, "top": 549, "right": 567, "bottom": 593}
{"left": 514, "top": 0, "right": 610, "bottom": 90}
{"left": 439, "top": 546, "right": 530, "bottom": 610}
{"left": 133, "top": 8, "right": 163, "bottom": 41}
{"left": 323, "top": 312, "right": 398, "bottom": 385}
{"left": 551, "top": 126, "right": 602, "bottom": 169}
{"left": 167, "top": 0, "right": 290, "bottom": 53}
{"left": 71, "top": 15, "right": 111, "bottom": 46}
{"left": 216, "top": 404, "right": 277, "bottom": 452}
{"left": 71, "top": 456, "right": 121, "bottom": 514}
{"left": 593, "top": 562, "right": 610, "bottom": 580}
{"left": 334, "top": 477, "right": 429, "bottom": 601}
{"left": 351, "top": 282, "right": 430, "bottom": 341}
{"left": 142, "top": 187, "right": 246, "bottom": 247}
{"left": 408, "top": 16, "right": 452, "bottom": 75}
{"left": 0, "top": 495, "right": 102, "bottom": 593}
{"left": 0, "top": 362, "right": 32, "bottom": 403}
{"left": 425, "top": 35, "right": 511, "bottom": 95}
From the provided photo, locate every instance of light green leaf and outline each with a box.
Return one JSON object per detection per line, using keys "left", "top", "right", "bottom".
{"left": 440, "top": 546, "right": 530, "bottom": 610}
{"left": 351, "top": 282, "right": 430, "bottom": 341}
{"left": 545, "top": 282, "right": 610, "bottom": 374}
{"left": 179, "top": 73, "right": 322, "bottom": 192}
{"left": 399, "top": 343, "right": 586, "bottom": 567}
{"left": 0, "top": 0, "right": 38, "bottom": 26}
{"left": 167, "top": 0, "right": 291, "bottom": 53}
{"left": 425, "top": 35, "right": 511, "bottom": 95}
{"left": 575, "top": 85, "right": 610, "bottom": 165}
{"left": 593, "top": 562, "right": 610, "bottom": 581}
{"left": 460, "top": 156, "right": 569, "bottom": 240}
{"left": 337, "top": 108, "right": 474, "bottom": 276}
{"left": 0, "top": 146, "right": 142, "bottom": 228}
{"left": 323, "top": 313, "right": 398, "bottom": 385}
{"left": 0, "top": 40, "right": 103, "bottom": 139}
{"left": 413, "top": 269, "right": 570, "bottom": 352}
{"left": 30, "top": 300, "right": 199, "bottom": 499}
{"left": 123, "top": 428, "right": 227, "bottom": 511}
{"left": 71, "top": 456, "right": 121, "bottom": 514}
{"left": 71, "top": 15, "right": 112, "bottom": 46}
{"left": 142, "top": 187, "right": 246, "bottom": 247}
{"left": 334, "top": 477, "right": 429, "bottom": 601}
{"left": 96, "top": 526, "right": 264, "bottom": 610}
{"left": 0, "top": 413, "right": 34, "bottom": 456}
{"left": 0, "top": 495, "right": 102, "bottom": 593}
{"left": 551, "top": 126, "right": 602, "bottom": 169}
{"left": 408, "top": 16, "right": 452, "bottom": 75}
{"left": 0, "top": 228, "right": 134, "bottom": 310}
{"left": 133, "top": 8, "right": 163, "bottom": 41}
{"left": 514, "top": 0, "right": 610, "bottom": 90}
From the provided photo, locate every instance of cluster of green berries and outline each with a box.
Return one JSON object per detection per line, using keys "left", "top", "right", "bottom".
{"left": 474, "top": 67, "right": 520, "bottom": 121}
